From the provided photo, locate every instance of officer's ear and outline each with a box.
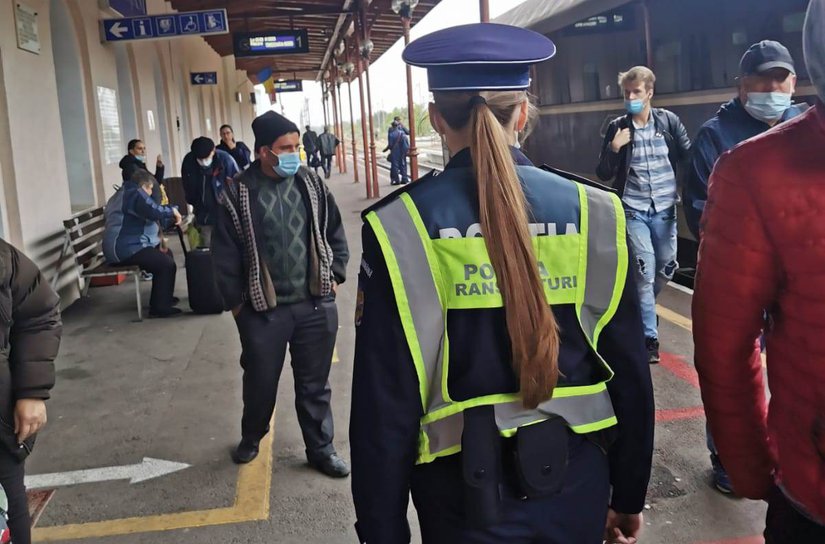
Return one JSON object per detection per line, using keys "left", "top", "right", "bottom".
{"left": 429, "top": 102, "right": 445, "bottom": 136}
{"left": 516, "top": 99, "right": 529, "bottom": 132}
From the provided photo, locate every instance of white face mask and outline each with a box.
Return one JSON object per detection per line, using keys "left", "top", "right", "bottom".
{"left": 804, "top": 0, "right": 825, "bottom": 102}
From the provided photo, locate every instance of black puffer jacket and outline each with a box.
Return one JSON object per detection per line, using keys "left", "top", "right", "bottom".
{"left": 0, "top": 239, "right": 61, "bottom": 449}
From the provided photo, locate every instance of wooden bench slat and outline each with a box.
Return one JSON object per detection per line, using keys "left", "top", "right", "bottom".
{"left": 68, "top": 227, "right": 104, "bottom": 247}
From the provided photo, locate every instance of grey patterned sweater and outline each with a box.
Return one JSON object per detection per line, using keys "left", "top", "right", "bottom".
{"left": 213, "top": 162, "right": 349, "bottom": 312}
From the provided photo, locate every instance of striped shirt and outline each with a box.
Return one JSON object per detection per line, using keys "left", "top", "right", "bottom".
{"left": 622, "top": 117, "right": 677, "bottom": 213}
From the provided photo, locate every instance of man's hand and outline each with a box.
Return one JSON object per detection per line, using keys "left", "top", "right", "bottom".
{"left": 610, "top": 128, "right": 632, "bottom": 153}
{"left": 156, "top": 154, "right": 164, "bottom": 166}
{"left": 604, "top": 509, "right": 642, "bottom": 544}
{"left": 15, "top": 399, "right": 46, "bottom": 443}
{"left": 231, "top": 304, "right": 244, "bottom": 317}
{"left": 172, "top": 208, "right": 182, "bottom": 226}
{"left": 332, "top": 282, "right": 338, "bottom": 295}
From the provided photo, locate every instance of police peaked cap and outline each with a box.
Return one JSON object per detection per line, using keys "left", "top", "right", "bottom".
{"left": 402, "top": 23, "right": 556, "bottom": 92}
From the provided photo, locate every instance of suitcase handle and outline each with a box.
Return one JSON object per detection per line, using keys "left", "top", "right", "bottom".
{"left": 176, "top": 225, "right": 188, "bottom": 257}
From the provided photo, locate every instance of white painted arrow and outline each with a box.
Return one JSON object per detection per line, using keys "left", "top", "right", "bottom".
{"left": 194, "top": 74, "right": 203, "bottom": 83}
{"left": 109, "top": 21, "right": 128, "bottom": 39}
{"left": 24, "top": 457, "right": 190, "bottom": 490}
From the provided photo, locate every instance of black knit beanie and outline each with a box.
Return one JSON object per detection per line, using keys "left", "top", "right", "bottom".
{"left": 252, "top": 111, "right": 300, "bottom": 152}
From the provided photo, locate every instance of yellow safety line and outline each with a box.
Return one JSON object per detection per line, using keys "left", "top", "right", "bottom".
{"left": 33, "top": 417, "right": 275, "bottom": 541}
{"left": 656, "top": 304, "right": 692, "bottom": 332}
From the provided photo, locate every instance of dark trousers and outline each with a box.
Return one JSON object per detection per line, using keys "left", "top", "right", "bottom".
{"left": 321, "top": 154, "right": 333, "bottom": 177}
{"left": 0, "top": 448, "right": 30, "bottom": 544}
{"left": 390, "top": 154, "right": 409, "bottom": 185}
{"left": 234, "top": 297, "right": 338, "bottom": 461}
{"left": 411, "top": 434, "right": 609, "bottom": 544}
{"left": 765, "top": 487, "right": 825, "bottom": 543}
{"left": 120, "top": 247, "right": 177, "bottom": 312}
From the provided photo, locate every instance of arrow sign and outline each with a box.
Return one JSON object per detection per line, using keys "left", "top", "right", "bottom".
{"left": 108, "top": 21, "right": 128, "bottom": 39}
{"left": 101, "top": 9, "right": 227, "bottom": 43}
{"left": 24, "top": 457, "right": 190, "bottom": 490}
{"left": 190, "top": 72, "right": 217, "bottom": 85}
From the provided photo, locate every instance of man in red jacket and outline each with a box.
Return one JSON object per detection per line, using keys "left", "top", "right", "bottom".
{"left": 693, "top": 1, "right": 825, "bottom": 541}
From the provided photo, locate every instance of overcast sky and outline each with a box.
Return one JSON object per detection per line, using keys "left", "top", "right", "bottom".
{"left": 258, "top": 0, "right": 528, "bottom": 128}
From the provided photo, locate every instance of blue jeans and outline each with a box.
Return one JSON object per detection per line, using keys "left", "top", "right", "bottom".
{"left": 625, "top": 205, "right": 678, "bottom": 339}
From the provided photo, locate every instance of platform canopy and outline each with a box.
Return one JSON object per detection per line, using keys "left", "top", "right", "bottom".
{"left": 169, "top": 0, "right": 441, "bottom": 83}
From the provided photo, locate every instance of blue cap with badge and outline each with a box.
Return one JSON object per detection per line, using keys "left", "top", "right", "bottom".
{"left": 402, "top": 23, "right": 556, "bottom": 92}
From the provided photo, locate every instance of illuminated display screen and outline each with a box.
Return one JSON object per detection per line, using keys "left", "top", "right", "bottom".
{"left": 234, "top": 30, "right": 309, "bottom": 57}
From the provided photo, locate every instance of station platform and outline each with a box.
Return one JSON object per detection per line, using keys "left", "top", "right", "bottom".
{"left": 26, "top": 164, "right": 766, "bottom": 543}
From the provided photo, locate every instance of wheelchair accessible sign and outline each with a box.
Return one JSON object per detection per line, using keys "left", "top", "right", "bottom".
{"left": 101, "top": 9, "right": 228, "bottom": 42}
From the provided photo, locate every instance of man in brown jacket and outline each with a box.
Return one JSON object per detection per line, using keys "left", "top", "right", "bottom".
{"left": 0, "top": 239, "right": 61, "bottom": 544}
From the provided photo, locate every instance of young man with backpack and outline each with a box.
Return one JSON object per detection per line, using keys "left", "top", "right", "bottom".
{"left": 596, "top": 66, "right": 691, "bottom": 364}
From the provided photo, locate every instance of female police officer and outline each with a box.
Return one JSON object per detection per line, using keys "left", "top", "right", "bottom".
{"left": 350, "top": 23, "right": 654, "bottom": 544}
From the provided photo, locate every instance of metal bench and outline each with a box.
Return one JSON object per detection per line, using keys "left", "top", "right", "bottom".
{"left": 52, "top": 207, "right": 144, "bottom": 321}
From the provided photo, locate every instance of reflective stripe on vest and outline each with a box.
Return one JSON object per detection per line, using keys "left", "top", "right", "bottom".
{"left": 365, "top": 178, "right": 627, "bottom": 465}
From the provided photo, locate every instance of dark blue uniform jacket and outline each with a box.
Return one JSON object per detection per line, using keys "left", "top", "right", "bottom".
{"left": 350, "top": 148, "right": 654, "bottom": 543}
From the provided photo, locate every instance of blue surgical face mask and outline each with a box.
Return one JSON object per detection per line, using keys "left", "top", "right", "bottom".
{"left": 624, "top": 99, "right": 645, "bottom": 115}
{"left": 197, "top": 155, "right": 213, "bottom": 169}
{"left": 744, "top": 92, "right": 792, "bottom": 123}
{"left": 271, "top": 151, "right": 301, "bottom": 177}
{"left": 135, "top": 154, "right": 146, "bottom": 163}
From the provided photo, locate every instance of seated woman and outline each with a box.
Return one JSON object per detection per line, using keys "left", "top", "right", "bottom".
{"left": 103, "top": 170, "right": 182, "bottom": 318}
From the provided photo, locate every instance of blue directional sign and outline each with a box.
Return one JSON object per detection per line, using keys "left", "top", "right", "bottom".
{"left": 233, "top": 30, "right": 310, "bottom": 58}
{"left": 274, "top": 80, "right": 303, "bottom": 92}
{"left": 102, "top": 9, "right": 228, "bottom": 42}
{"left": 190, "top": 72, "right": 218, "bottom": 85}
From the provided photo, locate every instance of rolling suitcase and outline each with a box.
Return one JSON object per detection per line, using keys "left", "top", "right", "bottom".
{"left": 177, "top": 227, "right": 224, "bottom": 314}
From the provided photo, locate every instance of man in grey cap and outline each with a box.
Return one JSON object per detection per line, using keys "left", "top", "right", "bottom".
{"left": 683, "top": 39, "right": 809, "bottom": 495}
{"left": 684, "top": 40, "right": 807, "bottom": 240}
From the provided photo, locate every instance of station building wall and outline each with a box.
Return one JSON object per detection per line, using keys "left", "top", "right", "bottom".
{"left": 0, "top": 0, "right": 257, "bottom": 307}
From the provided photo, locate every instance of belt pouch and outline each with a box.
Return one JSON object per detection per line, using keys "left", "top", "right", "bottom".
{"left": 514, "top": 416, "right": 569, "bottom": 499}
{"left": 461, "top": 405, "right": 503, "bottom": 529}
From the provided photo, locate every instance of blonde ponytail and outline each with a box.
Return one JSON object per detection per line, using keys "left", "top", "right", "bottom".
{"left": 434, "top": 91, "right": 560, "bottom": 409}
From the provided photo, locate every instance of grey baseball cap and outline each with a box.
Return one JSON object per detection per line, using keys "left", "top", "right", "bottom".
{"left": 740, "top": 40, "right": 796, "bottom": 75}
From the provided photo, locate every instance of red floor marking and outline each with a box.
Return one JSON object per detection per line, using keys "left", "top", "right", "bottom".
{"left": 656, "top": 405, "right": 704, "bottom": 422}
{"left": 26, "top": 488, "right": 54, "bottom": 528}
{"left": 659, "top": 351, "right": 701, "bottom": 389}
{"left": 693, "top": 536, "right": 763, "bottom": 544}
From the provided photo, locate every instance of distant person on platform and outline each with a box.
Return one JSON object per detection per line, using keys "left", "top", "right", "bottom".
{"left": 388, "top": 115, "right": 410, "bottom": 140}
{"left": 303, "top": 124, "right": 320, "bottom": 169}
{"left": 212, "top": 111, "right": 350, "bottom": 478}
{"left": 693, "top": 2, "right": 825, "bottom": 540}
{"left": 384, "top": 121, "right": 410, "bottom": 185}
{"left": 103, "top": 170, "right": 182, "bottom": 318}
{"left": 682, "top": 39, "right": 807, "bottom": 496}
{"left": 318, "top": 125, "right": 340, "bottom": 179}
{"left": 181, "top": 137, "right": 240, "bottom": 247}
{"left": 119, "top": 139, "right": 165, "bottom": 203}
{"left": 218, "top": 124, "right": 252, "bottom": 170}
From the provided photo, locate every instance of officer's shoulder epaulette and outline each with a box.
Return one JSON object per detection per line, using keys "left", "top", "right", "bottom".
{"left": 360, "top": 168, "right": 440, "bottom": 220}
{"left": 539, "top": 164, "right": 617, "bottom": 194}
